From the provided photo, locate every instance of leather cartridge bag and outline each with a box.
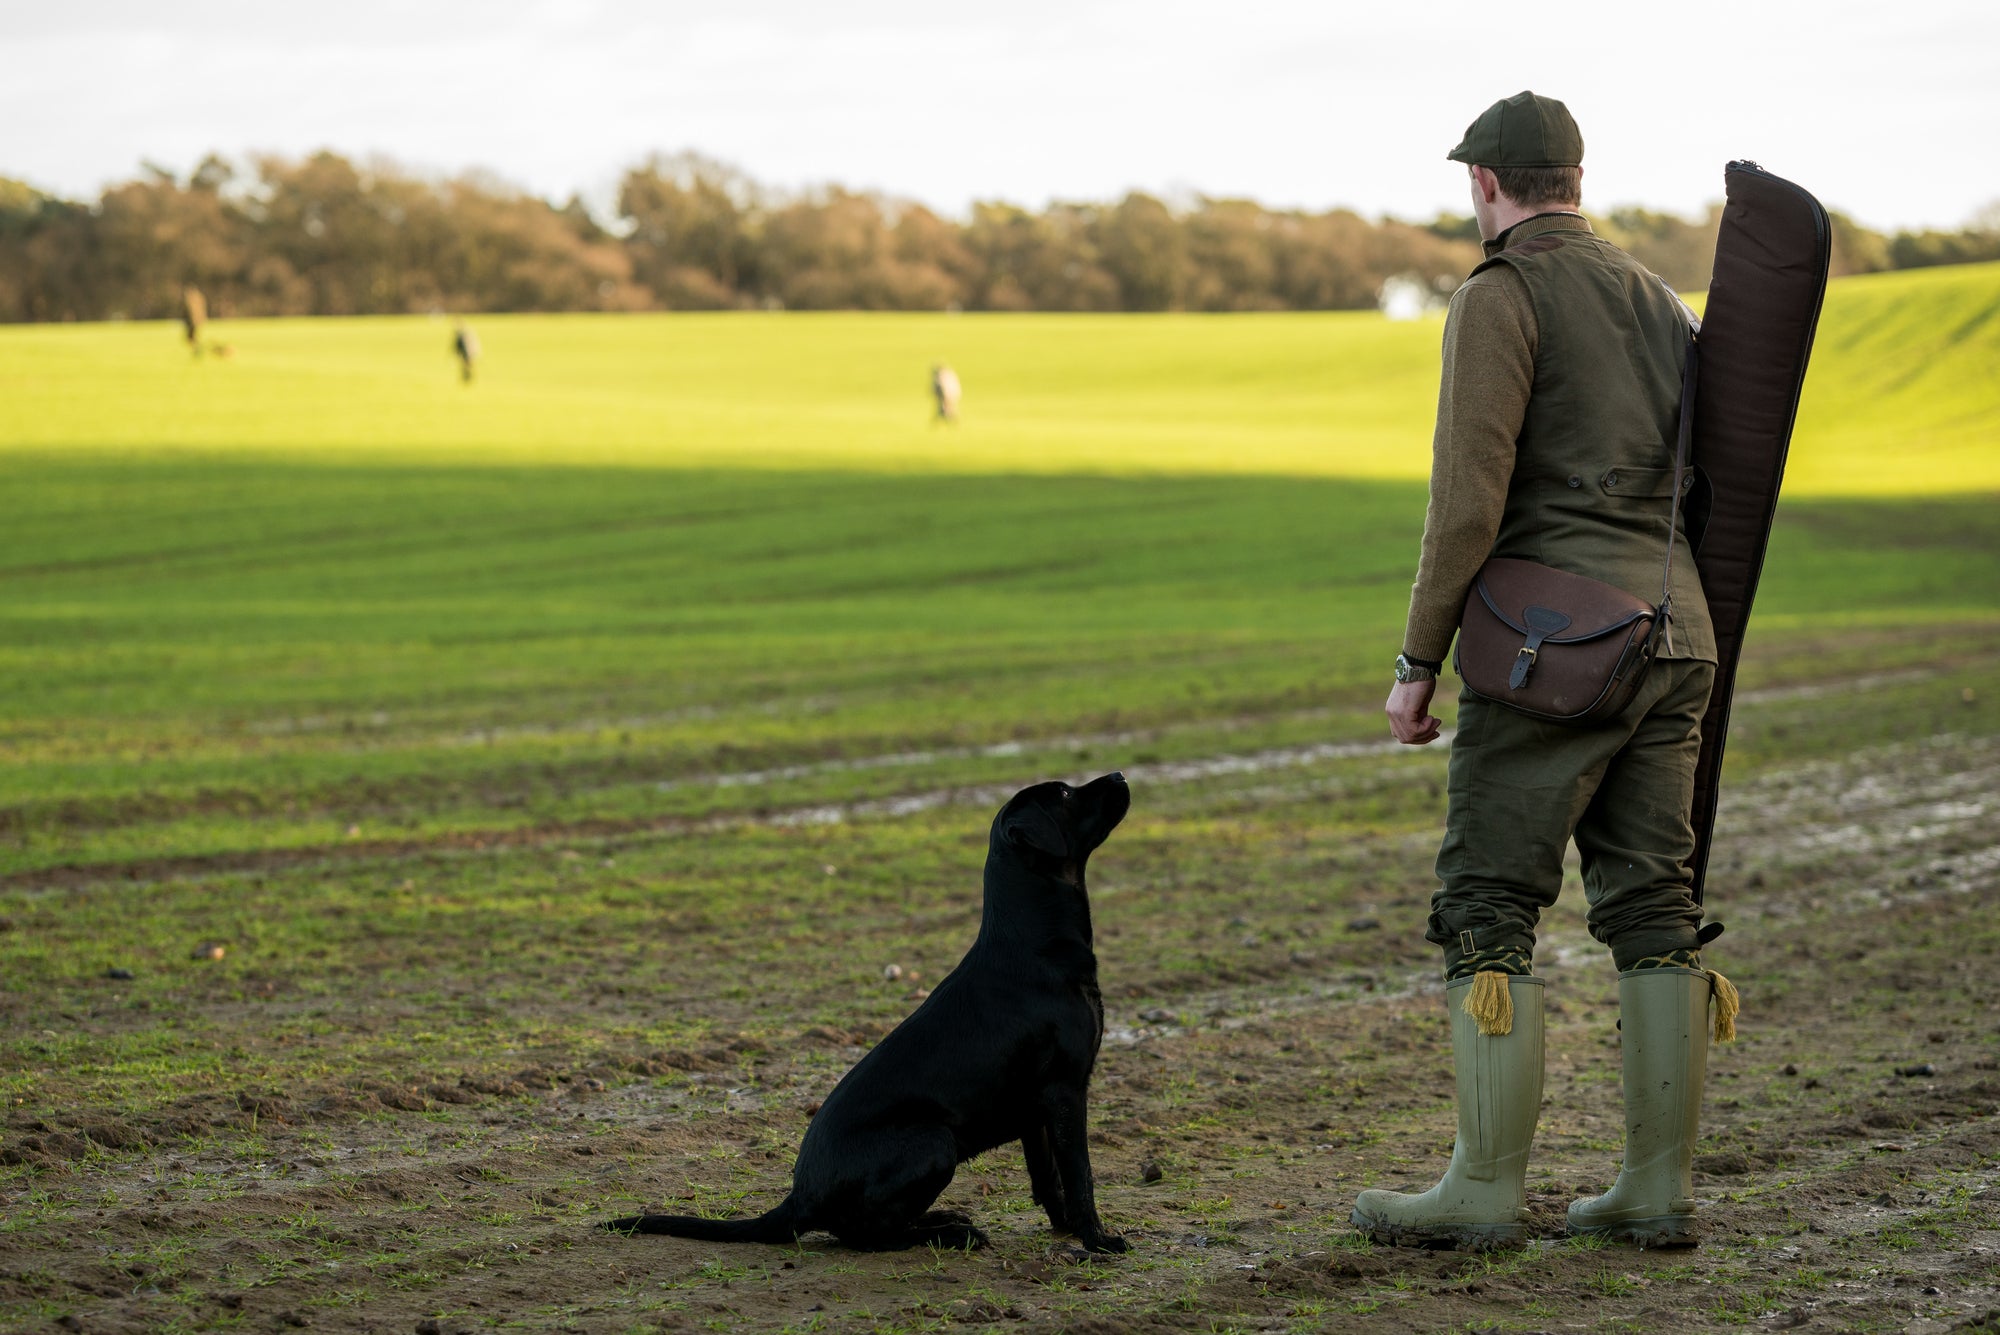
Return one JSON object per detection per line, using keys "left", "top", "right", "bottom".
{"left": 1456, "top": 559, "right": 1659, "bottom": 725}
{"left": 1455, "top": 297, "right": 1698, "bottom": 727}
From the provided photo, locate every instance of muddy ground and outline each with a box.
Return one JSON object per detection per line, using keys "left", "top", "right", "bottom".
{"left": 3, "top": 673, "right": 1998, "bottom": 1334}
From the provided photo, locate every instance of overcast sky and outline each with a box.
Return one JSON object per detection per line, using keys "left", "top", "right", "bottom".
{"left": 4, "top": 0, "right": 1995, "bottom": 232}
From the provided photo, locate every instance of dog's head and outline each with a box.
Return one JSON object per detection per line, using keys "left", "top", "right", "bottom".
{"left": 990, "top": 772, "right": 1130, "bottom": 874}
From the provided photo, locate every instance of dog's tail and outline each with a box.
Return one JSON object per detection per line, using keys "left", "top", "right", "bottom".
{"left": 602, "top": 1193, "right": 806, "bottom": 1244}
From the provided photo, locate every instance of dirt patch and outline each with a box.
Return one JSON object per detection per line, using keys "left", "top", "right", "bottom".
{"left": 4, "top": 707, "right": 2000, "bottom": 1331}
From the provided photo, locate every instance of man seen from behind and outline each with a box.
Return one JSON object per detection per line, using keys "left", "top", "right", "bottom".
{"left": 1353, "top": 91, "right": 1736, "bottom": 1251}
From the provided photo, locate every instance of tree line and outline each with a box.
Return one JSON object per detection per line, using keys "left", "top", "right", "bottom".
{"left": 2, "top": 150, "right": 1994, "bottom": 323}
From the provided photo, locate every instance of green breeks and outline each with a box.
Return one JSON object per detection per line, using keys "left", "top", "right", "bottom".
{"left": 1429, "top": 657, "right": 1717, "bottom": 977}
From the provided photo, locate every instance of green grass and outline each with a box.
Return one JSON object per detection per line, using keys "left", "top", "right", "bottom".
{"left": 0, "top": 265, "right": 1996, "bottom": 1104}
{"left": 2, "top": 456, "right": 1997, "bottom": 874}
{"left": 1783, "top": 261, "right": 2000, "bottom": 494}
{"left": 3, "top": 261, "right": 1997, "bottom": 491}
{"left": 0, "top": 307, "right": 1443, "bottom": 479}
{"left": 3, "top": 265, "right": 1993, "bottom": 879}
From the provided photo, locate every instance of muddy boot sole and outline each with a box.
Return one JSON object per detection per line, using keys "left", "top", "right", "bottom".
{"left": 1350, "top": 1207, "right": 1527, "bottom": 1252}
{"left": 1568, "top": 1215, "right": 1700, "bottom": 1249}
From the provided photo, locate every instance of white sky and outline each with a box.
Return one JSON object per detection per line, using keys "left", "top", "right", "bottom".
{"left": 4, "top": 0, "right": 1996, "bottom": 232}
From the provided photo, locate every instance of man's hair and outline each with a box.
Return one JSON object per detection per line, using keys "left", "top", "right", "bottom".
{"left": 1491, "top": 165, "right": 1582, "bottom": 210}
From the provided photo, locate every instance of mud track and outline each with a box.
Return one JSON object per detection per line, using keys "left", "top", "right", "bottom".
{"left": 3, "top": 685, "right": 1998, "bottom": 1332}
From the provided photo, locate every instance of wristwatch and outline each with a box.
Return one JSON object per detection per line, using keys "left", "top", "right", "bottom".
{"left": 1394, "top": 652, "right": 1441, "bottom": 684}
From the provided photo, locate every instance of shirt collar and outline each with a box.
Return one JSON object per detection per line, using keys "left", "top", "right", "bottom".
{"left": 1483, "top": 211, "right": 1592, "bottom": 257}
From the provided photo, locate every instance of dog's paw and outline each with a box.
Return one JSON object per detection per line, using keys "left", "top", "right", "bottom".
{"left": 1080, "top": 1231, "right": 1129, "bottom": 1254}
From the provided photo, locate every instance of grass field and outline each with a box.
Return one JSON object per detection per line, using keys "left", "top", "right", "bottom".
{"left": 2, "top": 263, "right": 1998, "bottom": 1332}
{"left": 4, "top": 261, "right": 1998, "bottom": 491}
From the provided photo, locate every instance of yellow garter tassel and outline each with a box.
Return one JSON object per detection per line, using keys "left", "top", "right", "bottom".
{"left": 1708, "top": 969, "right": 1740, "bottom": 1042}
{"left": 1463, "top": 971, "right": 1515, "bottom": 1036}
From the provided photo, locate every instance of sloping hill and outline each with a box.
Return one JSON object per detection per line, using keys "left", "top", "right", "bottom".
{"left": 1785, "top": 259, "right": 2000, "bottom": 494}
{"left": 0, "top": 262, "right": 1993, "bottom": 494}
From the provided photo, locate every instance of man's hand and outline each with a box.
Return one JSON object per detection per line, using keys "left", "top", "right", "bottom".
{"left": 1386, "top": 678, "right": 1442, "bottom": 745}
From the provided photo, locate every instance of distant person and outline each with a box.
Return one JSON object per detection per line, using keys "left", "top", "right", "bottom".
{"left": 453, "top": 322, "right": 480, "bottom": 384}
{"left": 931, "top": 364, "right": 961, "bottom": 423}
{"left": 181, "top": 285, "right": 208, "bottom": 356}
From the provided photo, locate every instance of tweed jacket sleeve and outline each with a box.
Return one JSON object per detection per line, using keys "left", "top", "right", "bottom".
{"left": 1401, "top": 265, "right": 1538, "bottom": 664}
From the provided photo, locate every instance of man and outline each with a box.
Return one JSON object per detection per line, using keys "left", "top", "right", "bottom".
{"left": 1351, "top": 91, "right": 1734, "bottom": 1251}
{"left": 181, "top": 284, "right": 207, "bottom": 356}
{"left": 453, "top": 321, "right": 481, "bottom": 384}
{"left": 931, "top": 364, "right": 961, "bottom": 423}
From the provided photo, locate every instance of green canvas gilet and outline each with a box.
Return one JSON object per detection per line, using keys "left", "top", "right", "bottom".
{"left": 1476, "top": 225, "right": 1716, "bottom": 663}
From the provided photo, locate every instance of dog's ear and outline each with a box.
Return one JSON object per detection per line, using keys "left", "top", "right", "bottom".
{"left": 1003, "top": 803, "right": 1069, "bottom": 858}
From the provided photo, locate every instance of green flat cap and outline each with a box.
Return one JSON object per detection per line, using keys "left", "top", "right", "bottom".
{"left": 1447, "top": 91, "right": 1584, "bottom": 167}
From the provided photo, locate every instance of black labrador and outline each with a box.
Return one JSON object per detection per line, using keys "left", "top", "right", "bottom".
{"left": 605, "top": 771, "right": 1130, "bottom": 1252}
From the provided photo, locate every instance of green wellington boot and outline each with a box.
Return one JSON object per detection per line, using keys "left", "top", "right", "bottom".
{"left": 1351, "top": 973, "right": 1545, "bottom": 1250}
{"left": 1567, "top": 966, "right": 1717, "bottom": 1247}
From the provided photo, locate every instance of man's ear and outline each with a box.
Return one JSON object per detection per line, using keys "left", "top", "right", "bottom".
{"left": 1004, "top": 804, "right": 1069, "bottom": 858}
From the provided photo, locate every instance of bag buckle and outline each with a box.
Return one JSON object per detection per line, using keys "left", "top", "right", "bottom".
{"left": 1509, "top": 646, "right": 1537, "bottom": 690}
{"left": 1511, "top": 605, "right": 1572, "bottom": 691}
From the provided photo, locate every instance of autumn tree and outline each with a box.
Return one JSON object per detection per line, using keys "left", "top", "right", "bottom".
{"left": 0, "top": 150, "right": 1981, "bottom": 322}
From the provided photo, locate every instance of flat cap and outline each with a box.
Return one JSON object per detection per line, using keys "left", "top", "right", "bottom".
{"left": 1447, "top": 91, "right": 1584, "bottom": 168}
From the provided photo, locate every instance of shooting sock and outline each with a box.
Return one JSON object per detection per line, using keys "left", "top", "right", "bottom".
{"left": 1446, "top": 943, "right": 1533, "bottom": 981}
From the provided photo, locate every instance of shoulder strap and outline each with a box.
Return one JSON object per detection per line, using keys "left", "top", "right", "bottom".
{"left": 1658, "top": 281, "right": 1700, "bottom": 651}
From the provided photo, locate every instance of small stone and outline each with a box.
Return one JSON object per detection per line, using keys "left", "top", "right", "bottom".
{"left": 415, "top": 1321, "right": 443, "bottom": 1335}
{"left": 1894, "top": 1062, "right": 1937, "bottom": 1078}
{"left": 823, "top": 864, "right": 839, "bottom": 876}
{"left": 1782, "top": 1062, "right": 1799, "bottom": 1076}
{"left": 1346, "top": 917, "right": 1382, "bottom": 933}
{"left": 105, "top": 967, "right": 136, "bottom": 981}
{"left": 345, "top": 824, "right": 361, "bottom": 839}
{"left": 905, "top": 988, "right": 931, "bottom": 1002}
{"left": 192, "top": 942, "right": 226, "bottom": 961}
{"left": 1140, "top": 1161, "right": 1164, "bottom": 1184}
{"left": 881, "top": 964, "right": 903, "bottom": 981}
{"left": 1139, "top": 1008, "right": 1176, "bottom": 1024}
{"left": 1963, "top": 687, "right": 1977, "bottom": 705}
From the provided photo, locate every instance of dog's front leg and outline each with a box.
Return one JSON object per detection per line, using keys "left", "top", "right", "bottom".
{"left": 1041, "top": 1087, "right": 1127, "bottom": 1253}
{"left": 1022, "top": 1124, "right": 1067, "bottom": 1232}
